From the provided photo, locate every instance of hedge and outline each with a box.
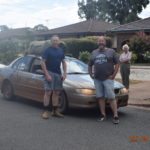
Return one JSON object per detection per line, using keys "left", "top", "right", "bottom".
{"left": 129, "top": 34, "right": 150, "bottom": 63}
{"left": 63, "top": 36, "right": 112, "bottom": 58}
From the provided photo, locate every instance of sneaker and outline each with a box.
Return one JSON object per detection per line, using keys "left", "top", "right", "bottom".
{"left": 55, "top": 110, "right": 64, "bottom": 118}
{"left": 51, "top": 111, "right": 56, "bottom": 117}
{"left": 42, "top": 111, "right": 49, "bottom": 119}
{"left": 97, "top": 114, "right": 106, "bottom": 122}
{"left": 113, "top": 116, "right": 119, "bottom": 124}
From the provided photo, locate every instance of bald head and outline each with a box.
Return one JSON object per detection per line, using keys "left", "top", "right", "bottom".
{"left": 97, "top": 36, "right": 106, "bottom": 50}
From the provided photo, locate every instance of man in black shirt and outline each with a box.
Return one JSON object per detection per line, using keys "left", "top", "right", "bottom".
{"left": 41, "top": 35, "right": 67, "bottom": 119}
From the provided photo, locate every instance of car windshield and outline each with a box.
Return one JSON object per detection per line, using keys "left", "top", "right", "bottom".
{"left": 65, "top": 58, "right": 88, "bottom": 74}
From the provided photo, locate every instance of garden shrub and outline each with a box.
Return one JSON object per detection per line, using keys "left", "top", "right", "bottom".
{"left": 129, "top": 34, "right": 150, "bottom": 63}
{"left": 63, "top": 36, "right": 112, "bottom": 58}
{"left": 79, "top": 51, "right": 90, "bottom": 63}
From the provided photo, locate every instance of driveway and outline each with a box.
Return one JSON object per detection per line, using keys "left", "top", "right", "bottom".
{"left": 0, "top": 95, "right": 150, "bottom": 150}
{"left": 116, "top": 65, "right": 150, "bottom": 81}
{"left": 129, "top": 81, "right": 150, "bottom": 110}
{"left": 116, "top": 66, "right": 150, "bottom": 109}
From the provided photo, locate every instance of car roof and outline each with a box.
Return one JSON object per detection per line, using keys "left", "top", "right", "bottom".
{"left": 24, "top": 54, "right": 77, "bottom": 61}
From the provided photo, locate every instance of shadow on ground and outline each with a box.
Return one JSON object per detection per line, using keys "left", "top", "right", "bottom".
{"left": 0, "top": 95, "right": 128, "bottom": 120}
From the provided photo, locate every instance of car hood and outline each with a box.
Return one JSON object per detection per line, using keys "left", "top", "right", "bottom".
{"left": 0, "top": 64, "right": 6, "bottom": 68}
{"left": 64, "top": 74, "right": 124, "bottom": 89}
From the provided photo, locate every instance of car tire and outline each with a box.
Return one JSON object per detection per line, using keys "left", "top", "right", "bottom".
{"left": 58, "top": 91, "right": 68, "bottom": 113}
{"left": 2, "top": 81, "right": 14, "bottom": 100}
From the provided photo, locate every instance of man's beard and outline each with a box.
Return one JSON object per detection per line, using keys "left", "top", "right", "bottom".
{"left": 99, "top": 44, "right": 105, "bottom": 50}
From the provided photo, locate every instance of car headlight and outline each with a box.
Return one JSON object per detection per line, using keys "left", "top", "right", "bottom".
{"left": 76, "top": 89, "right": 96, "bottom": 95}
{"left": 120, "top": 88, "right": 128, "bottom": 94}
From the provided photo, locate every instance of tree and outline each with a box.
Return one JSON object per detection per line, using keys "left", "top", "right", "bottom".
{"left": 129, "top": 34, "right": 150, "bottom": 63}
{"left": 98, "top": 0, "right": 149, "bottom": 24}
{"left": 78, "top": 0, "right": 150, "bottom": 24}
{"left": 0, "top": 39, "right": 18, "bottom": 64}
{"left": 0, "top": 25, "right": 9, "bottom": 32}
{"left": 33, "top": 24, "right": 49, "bottom": 31}
{"left": 78, "top": 0, "right": 98, "bottom": 20}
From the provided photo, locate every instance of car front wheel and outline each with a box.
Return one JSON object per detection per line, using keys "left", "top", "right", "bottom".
{"left": 58, "top": 91, "right": 68, "bottom": 113}
{"left": 2, "top": 81, "right": 14, "bottom": 100}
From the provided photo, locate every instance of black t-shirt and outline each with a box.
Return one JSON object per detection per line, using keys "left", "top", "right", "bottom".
{"left": 42, "top": 46, "right": 65, "bottom": 74}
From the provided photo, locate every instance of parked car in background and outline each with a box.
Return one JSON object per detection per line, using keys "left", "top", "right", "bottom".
{"left": 0, "top": 55, "right": 129, "bottom": 113}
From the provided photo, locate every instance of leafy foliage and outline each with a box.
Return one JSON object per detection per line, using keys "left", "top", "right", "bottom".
{"left": 78, "top": 0, "right": 149, "bottom": 24}
{"left": 131, "top": 52, "right": 138, "bottom": 64}
{"left": 0, "top": 40, "right": 19, "bottom": 64}
{"left": 63, "top": 36, "right": 112, "bottom": 58}
{"left": 33, "top": 24, "right": 49, "bottom": 31}
{"left": 0, "top": 35, "right": 113, "bottom": 64}
{"left": 0, "top": 25, "right": 9, "bottom": 32}
{"left": 78, "top": 0, "right": 98, "bottom": 20}
{"left": 129, "top": 34, "right": 150, "bottom": 63}
{"left": 63, "top": 37, "right": 97, "bottom": 58}
{"left": 79, "top": 51, "right": 91, "bottom": 63}
{"left": 143, "top": 51, "right": 150, "bottom": 63}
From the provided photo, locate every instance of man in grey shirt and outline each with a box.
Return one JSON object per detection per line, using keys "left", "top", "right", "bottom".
{"left": 88, "top": 36, "right": 120, "bottom": 124}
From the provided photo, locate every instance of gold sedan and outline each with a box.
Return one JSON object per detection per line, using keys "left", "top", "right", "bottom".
{"left": 0, "top": 55, "right": 128, "bottom": 113}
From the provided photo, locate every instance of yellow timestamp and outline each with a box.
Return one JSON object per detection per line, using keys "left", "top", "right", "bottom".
{"left": 129, "top": 136, "right": 150, "bottom": 143}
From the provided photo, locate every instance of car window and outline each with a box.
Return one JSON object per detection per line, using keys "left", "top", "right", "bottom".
{"left": 30, "top": 58, "right": 42, "bottom": 73}
{"left": 65, "top": 59, "right": 88, "bottom": 74}
{"left": 12, "top": 56, "right": 32, "bottom": 72}
{"left": 11, "top": 57, "right": 23, "bottom": 70}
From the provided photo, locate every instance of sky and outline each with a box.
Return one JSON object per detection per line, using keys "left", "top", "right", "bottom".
{"left": 0, "top": 0, "right": 150, "bottom": 29}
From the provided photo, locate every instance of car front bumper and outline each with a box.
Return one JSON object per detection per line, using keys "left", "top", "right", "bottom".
{"left": 68, "top": 93, "right": 129, "bottom": 109}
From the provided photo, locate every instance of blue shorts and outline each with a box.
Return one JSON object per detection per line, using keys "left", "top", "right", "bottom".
{"left": 94, "top": 79, "right": 115, "bottom": 100}
{"left": 44, "top": 71, "right": 63, "bottom": 91}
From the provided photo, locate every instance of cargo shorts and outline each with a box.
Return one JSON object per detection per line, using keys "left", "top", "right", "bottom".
{"left": 94, "top": 79, "right": 115, "bottom": 100}
{"left": 44, "top": 71, "right": 63, "bottom": 91}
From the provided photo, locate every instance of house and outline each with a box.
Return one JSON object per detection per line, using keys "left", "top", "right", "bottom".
{"left": 0, "top": 20, "right": 117, "bottom": 41}
{"left": 34, "top": 19, "right": 118, "bottom": 40}
{"left": 108, "top": 17, "right": 150, "bottom": 49}
{"left": 1, "top": 17, "right": 150, "bottom": 50}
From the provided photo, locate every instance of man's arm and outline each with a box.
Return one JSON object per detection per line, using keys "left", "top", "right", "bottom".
{"left": 88, "top": 65, "right": 93, "bottom": 79}
{"left": 119, "top": 52, "right": 132, "bottom": 63}
{"left": 88, "top": 52, "right": 94, "bottom": 79}
{"left": 62, "top": 60, "right": 67, "bottom": 81}
{"left": 41, "top": 59, "right": 52, "bottom": 81}
{"left": 109, "top": 64, "right": 120, "bottom": 80}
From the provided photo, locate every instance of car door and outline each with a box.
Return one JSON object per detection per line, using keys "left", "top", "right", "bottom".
{"left": 26, "top": 57, "right": 44, "bottom": 102}
{"left": 13, "top": 56, "right": 33, "bottom": 99}
{"left": 15, "top": 56, "right": 44, "bottom": 102}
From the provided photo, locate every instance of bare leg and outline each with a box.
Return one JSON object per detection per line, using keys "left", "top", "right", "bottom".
{"left": 43, "top": 91, "right": 52, "bottom": 107}
{"left": 109, "top": 100, "right": 118, "bottom": 117}
{"left": 98, "top": 98, "right": 106, "bottom": 116}
{"left": 52, "top": 91, "right": 60, "bottom": 107}
{"left": 52, "top": 91, "right": 64, "bottom": 117}
{"left": 42, "top": 91, "right": 52, "bottom": 119}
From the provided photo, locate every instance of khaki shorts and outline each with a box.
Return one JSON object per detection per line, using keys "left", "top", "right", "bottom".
{"left": 44, "top": 71, "right": 63, "bottom": 91}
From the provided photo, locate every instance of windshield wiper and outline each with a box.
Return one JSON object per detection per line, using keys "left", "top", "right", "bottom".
{"left": 67, "top": 72, "right": 88, "bottom": 74}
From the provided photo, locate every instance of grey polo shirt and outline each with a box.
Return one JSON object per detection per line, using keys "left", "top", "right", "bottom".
{"left": 89, "top": 48, "right": 119, "bottom": 81}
